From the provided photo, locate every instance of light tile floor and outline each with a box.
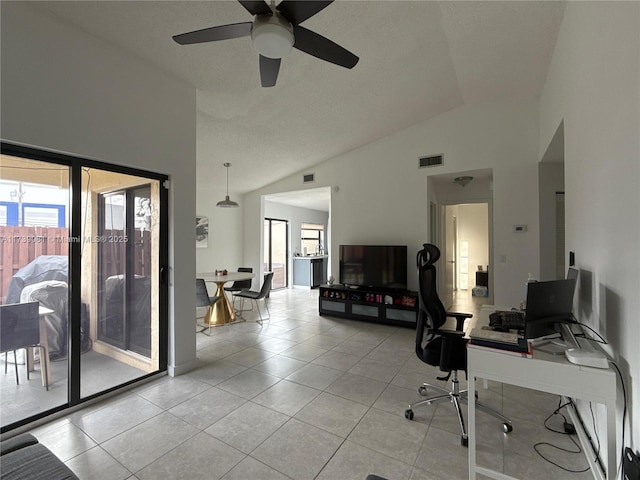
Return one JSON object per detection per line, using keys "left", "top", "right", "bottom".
{"left": 23, "top": 288, "right": 593, "bottom": 479}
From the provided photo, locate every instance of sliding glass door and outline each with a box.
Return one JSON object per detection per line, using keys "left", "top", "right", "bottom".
{"left": 264, "top": 218, "right": 288, "bottom": 290}
{"left": 97, "top": 186, "right": 152, "bottom": 356}
{"left": 82, "top": 168, "right": 164, "bottom": 399}
{"left": 0, "top": 155, "right": 70, "bottom": 427}
{"left": 1, "top": 143, "right": 168, "bottom": 432}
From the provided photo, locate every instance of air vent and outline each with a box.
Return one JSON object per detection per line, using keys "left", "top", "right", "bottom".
{"left": 419, "top": 155, "right": 443, "bottom": 168}
{"left": 303, "top": 173, "right": 315, "bottom": 183}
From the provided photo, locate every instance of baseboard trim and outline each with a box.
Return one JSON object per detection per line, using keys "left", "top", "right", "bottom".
{"left": 168, "top": 357, "right": 200, "bottom": 377}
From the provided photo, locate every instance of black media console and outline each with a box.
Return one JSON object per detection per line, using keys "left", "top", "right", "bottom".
{"left": 318, "top": 284, "right": 418, "bottom": 328}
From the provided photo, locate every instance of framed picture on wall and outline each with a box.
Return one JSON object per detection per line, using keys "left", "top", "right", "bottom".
{"left": 196, "top": 215, "right": 208, "bottom": 248}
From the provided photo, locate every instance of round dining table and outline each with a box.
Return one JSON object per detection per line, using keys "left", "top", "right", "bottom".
{"left": 197, "top": 272, "right": 256, "bottom": 325}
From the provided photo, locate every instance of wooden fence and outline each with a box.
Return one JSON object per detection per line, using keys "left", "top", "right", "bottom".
{"left": 0, "top": 226, "right": 70, "bottom": 303}
{"left": 0, "top": 227, "right": 152, "bottom": 303}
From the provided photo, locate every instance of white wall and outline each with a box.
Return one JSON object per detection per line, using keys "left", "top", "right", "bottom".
{"left": 195, "top": 191, "right": 244, "bottom": 275}
{"left": 539, "top": 1, "right": 640, "bottom": 451}
{"left": 245, "top": 100, "right": 539, "bottom": 306}
{"left": 1, "top": 3, "right": 198, "bottom": 375}
{"left": 538, "top": 161, "right": 564, "bottom": 281}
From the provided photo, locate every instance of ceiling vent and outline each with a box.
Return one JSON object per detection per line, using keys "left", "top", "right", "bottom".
{"left": 303, "top": 173, "right": 315, "bottom": 183}
{"left": 419, "top": 155, "right": 443, "bottom": 168}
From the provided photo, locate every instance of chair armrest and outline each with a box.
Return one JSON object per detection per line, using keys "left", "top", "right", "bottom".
{"left": 433, "top": 327, "right": 466, "bottom": 338}
{"left": 445, "top": 311, "right": 473, "bottom": 331}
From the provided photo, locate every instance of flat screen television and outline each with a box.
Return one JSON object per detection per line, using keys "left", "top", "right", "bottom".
{"left": 339, "top": 245, "right": 408, "bottom": 290}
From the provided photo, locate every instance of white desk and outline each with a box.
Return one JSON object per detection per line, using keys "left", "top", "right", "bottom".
{"left": 467, "top": 306, "right": 618, "bottom": 480}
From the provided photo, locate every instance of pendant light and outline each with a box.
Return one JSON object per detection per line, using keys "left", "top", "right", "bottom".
{"left": 216, "top": 162, "right": 239, "bottom": 208}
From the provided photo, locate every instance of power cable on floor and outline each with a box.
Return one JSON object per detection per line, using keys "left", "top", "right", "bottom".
{"left": 533, "top": 399, "right": 590, "bottom": 474}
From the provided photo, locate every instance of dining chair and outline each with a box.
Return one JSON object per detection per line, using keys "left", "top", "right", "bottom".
{"left": 196, "top": 278, "right": 222, "bottom": 334}
{"left": 234, "top": 272, "right": 273, "bottom": 325}
{"left": 224, "top": 267, "right": 253, "bottom": 310}
{"left": 0, "top": 302, "right": 49, "bottom": 390}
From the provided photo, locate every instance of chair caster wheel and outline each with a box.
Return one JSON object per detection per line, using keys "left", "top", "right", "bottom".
{"left": 503, "top": 423, "right": 513, "bottom": 433}
{"left": 461, "top": 436, "right": 468, "bottom": 447}
{"left": 404, "top": 409, "right": 414, "bottom": 420}
{"left": 418, "top": 386, "right": 428, "bottom": 396}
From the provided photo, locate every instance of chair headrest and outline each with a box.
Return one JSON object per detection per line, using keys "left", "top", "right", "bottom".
{"left": 418, "top": 243, "right": 441, "bottom": 267}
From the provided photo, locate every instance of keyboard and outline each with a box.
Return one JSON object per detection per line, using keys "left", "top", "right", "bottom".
{"left": 469, "top": 328, "right": 521, "bottom": 345}
{"left": 489, "top": 310, "right": 525, "bottom": 330}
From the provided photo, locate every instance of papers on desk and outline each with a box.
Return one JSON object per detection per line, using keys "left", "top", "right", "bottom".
{"left": 468, "top": 327, "right": 533, "bottom": 358}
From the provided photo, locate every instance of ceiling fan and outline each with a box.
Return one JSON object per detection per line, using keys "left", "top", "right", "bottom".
{"left": 172, "top": 0, "right": 359, "bottom": 87}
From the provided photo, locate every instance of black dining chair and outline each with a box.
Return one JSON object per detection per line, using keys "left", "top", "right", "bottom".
{"left": 196, "top": 278, "right": 221, "bottom": 334}
{"left": 224, "top": 267, "right": 253, "bottom": 310}
{"left": 234, "top": 272, "right": 273, "bottom": 325}
{"left": 0, "top": 302, "right": 49, "bottom": 390}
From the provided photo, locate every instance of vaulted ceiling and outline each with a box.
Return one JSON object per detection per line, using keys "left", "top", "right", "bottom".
{"left": 33, "top": 1, "right": 566, "bottom": 196}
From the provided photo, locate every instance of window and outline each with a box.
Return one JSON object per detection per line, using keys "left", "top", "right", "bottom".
{"left": 23, "top": 204, "right": 65, "bottom": 227}
{"left": 301, "top": 223, "right": 324, "bottom": 255}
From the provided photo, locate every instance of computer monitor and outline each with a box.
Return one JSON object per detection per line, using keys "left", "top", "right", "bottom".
{"left": 524, "top": 278, "right": 577, "bottom": 342}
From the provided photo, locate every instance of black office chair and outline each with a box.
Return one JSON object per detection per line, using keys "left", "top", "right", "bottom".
{"left": 224, "top": 267, "right": 253, "bottom": 310}
{"left": 0, "top": 302, "right": 49, "bottom": 390}
{"left": 235, "top": 272, "right": 273, "bottom": 325}
{"left": 196, "top": 278, "right": 221, "bottom": 334}
{"left": 404, "top": 244, "right": 512, "bottom": 446}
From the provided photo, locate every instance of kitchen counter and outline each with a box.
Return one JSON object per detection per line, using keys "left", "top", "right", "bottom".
{"left": 293, "top": 256, "right": 328, "bottom": 287}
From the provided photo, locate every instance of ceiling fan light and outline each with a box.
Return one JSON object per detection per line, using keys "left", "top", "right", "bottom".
{"left": 251, "top": 16, "right": 294, "bottom": 59}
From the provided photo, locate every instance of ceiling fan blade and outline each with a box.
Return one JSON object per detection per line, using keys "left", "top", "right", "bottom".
{"left": 277, "top": 1, "right": 333, "bottom": 25}
{"left": 238, "top": 0, "right": 272, "bottom": 16}
{"left": 173, "top": 22, "right": 252, "bottom": 45}
{"left": 260, "top": 55, "right": 281, "bottom": 87}
{"left": 293, "top": 25, "right": 359, "bottom": 69}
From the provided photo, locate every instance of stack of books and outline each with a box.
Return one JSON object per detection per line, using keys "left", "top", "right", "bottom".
{"left": 468, "top": 327, "right": 533, "bottom": 358}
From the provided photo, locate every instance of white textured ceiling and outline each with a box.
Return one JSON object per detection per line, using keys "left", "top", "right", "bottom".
{"left": 33, "top": 1, "right": 566, "bottom": 198}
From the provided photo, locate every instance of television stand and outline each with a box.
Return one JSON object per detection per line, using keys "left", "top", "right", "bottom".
{"left": 319, "top": 284, "right": 418, "bottom": 328}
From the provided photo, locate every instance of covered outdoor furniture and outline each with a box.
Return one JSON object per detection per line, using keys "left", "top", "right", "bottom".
{"left": 5, "top": 255, "right": 68, "bottom": 305}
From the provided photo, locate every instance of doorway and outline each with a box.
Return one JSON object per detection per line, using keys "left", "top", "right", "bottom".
{"left": 264, "top": 218, "right": 288, "bottom": 290}
{"left": 442, "top": 203, "right": 490, "bottom": 310}
{"left": 428, "top": 169, "right": 493, "bottom": 310}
